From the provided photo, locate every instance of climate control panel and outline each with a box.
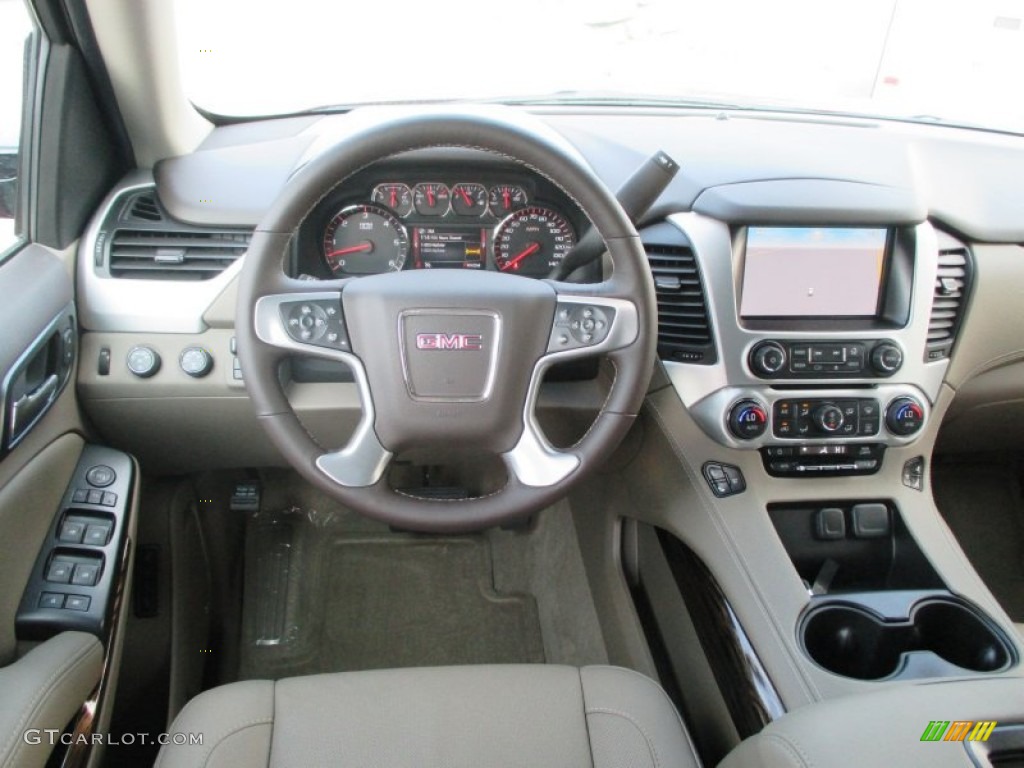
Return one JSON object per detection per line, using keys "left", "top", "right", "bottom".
{"left": 748, "top": 340, "right": 904, "bottom": 379}
{"left": 773, "top": 398, "right": 881, "bottom": 439}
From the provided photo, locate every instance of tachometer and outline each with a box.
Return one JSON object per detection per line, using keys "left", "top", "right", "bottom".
{"left": 323, "top": 204, "right": 409, "bottom": 276}
{"left": 371, "top": 183, "right": 413, "bottom": 217}
{"left": 493, "top": 206, "right": 576, "bottom": 278}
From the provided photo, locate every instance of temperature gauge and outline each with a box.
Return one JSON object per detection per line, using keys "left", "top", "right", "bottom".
{"left": 371, "top": 183, "right": 413, "bottom": 217}
{"left": 413, "top": 183, "right": 451, "bottom": 216}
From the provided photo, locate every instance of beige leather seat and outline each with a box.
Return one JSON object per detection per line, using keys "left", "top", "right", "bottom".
{"left": 156, "top": 664, "right": 700, "bottom": 768}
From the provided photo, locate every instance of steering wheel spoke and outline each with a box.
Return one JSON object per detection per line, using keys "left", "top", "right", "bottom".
{"left": 316, "top": 417, "right": 393, "bottom": 488}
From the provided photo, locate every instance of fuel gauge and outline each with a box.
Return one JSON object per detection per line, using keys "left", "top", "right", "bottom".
{"left": 371, "top": 183, "right": 413, "bottom": 217}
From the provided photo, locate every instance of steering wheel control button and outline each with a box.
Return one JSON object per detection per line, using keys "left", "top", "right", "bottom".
{"left": 749, "top": 342, "right": 787, "bottom": 377}
{"left": 85, "top": 465, "right": 116, "bottom": 487}
{"left": 282, "top": 300, "right": 350, "bottom": 351}
{"left": 702, "top": 462, "right": 746, "bottom": 497}
{"left": 548, "top": 303, "right": 615, "bottom": 352}
{"left": 728, "top": 400, "right": 768, "bottom": 439}
{"left": 886, "top": 396, "right": 925, "bottom": 436}
{"left": 180, "top": 347, "right": 214, "bottom": 378}
{"left": 126, "top": 345, "right": 161, "bottom": 378}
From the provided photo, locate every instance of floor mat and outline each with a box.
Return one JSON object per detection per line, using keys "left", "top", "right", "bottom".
{"left": 933, "top": 458, "right": 1024, "bottom": 622}
{"left": 239, "top": 510, "right": 545, "bottom": 680}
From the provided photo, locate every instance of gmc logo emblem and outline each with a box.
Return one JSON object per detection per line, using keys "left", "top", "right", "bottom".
{"left": 415, "top": 333, "right": 484, "bottom": 351}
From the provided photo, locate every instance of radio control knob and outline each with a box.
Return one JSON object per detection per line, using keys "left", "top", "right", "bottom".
{"left": 728, "top": 400, "right": 769, "bottom": 439}
{"left": 812, "top": 404, "right": 844, "bottom": 433}
{"left": 750, "top": 342, "right": 787, "bottom": 377}
{"left": 886, "top": 396, "right": 925, "bottom": 436}
{"left": 871, "top": 343, "right": 903, "bottom": 376}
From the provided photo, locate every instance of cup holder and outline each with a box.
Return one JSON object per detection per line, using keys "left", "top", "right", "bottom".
{"left": 802, "top": 596, "right": 1015, "bottom": 680}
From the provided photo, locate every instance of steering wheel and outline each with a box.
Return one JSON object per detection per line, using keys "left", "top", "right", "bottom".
{"left": 236, "top": 107, "right": 656, "bottom": 532}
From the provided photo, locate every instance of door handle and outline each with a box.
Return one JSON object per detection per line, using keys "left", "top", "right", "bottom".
{"left": 9, "top": 373, "right": 58, "bottom": 442}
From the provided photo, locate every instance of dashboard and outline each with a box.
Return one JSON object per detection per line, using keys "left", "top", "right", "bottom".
{"left": 291, "top": 165, "right": 594, "bottom": 282}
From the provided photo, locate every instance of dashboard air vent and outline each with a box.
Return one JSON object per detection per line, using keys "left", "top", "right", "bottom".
{"left": 925, "top": 244, "right": 973, "bottom": 361}
{"left": 127, "top": 192, "right": 163, "bottom": 222}
{"left": 108, "top": 229, "right": 251, "bottom": 281}
{"left": 645, "top": 242, "right": 717, "bottom": 365}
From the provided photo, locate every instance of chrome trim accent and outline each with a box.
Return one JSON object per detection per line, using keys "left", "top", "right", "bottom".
{"left": 396, "top": 308, "right": 501, "bottom": 403}
{"left": 662, "top": 214, "right": 950, "bottom": 449}
{"left": 78, "top": 174, "right": 249, "bottom": 333}
{"left": 504, "top": 293, "right": 638, "bottom": 487}
{"left": 254, "top": 291, "right": 392, "bottom": 487}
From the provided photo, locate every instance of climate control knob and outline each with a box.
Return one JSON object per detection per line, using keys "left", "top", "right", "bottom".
{"left": 886, "top": 397, "right": 925, "bottom": 436}
{"left": 812, "top": 404, "right": 845, "bottom": 433}
{"left": 728, "top": 400, "right": 769, "bottom": 440}
{"left": 871, "top": 342, "right": 904, "bottom": 376}
{"left": 749, "top": 342, "right": 787, "bottom": 377}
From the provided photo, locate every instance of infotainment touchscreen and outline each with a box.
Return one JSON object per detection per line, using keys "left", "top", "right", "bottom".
{"left": 740, "top": 227, "right": 888, "bottom": 318}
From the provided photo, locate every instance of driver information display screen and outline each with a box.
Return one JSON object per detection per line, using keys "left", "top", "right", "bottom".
{"left": 740, "top": 227, "right": 888, "bottom": 317}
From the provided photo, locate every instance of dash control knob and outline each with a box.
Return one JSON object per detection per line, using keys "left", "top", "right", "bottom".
{"left": 871, "top": 343, "right": 904, "bottom": 376}
{"left": 728, "top": 400, "right": 769, "bottom": 440}
{"left": 886, "top": 397, "right": 925, "bottom": 436}
{"left": 812, "top": 404, "right": 845, "bottom": 433}
{"left": 180, "top": 347, "right": 214, "bottom": 378}
{"left": 126, "top": 345, "right": 161, "bottom": 378}
{"left": 749, "top": 342, "right": 787, "bottom": 377}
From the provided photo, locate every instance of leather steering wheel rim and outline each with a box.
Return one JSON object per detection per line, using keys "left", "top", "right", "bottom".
{"left": 236, "top": 106, "right": 657, "bottom": 532}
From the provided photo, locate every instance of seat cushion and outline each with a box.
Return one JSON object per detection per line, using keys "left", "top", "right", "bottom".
{"left": 156, "top": 664, "right": 700, "bottom": 768}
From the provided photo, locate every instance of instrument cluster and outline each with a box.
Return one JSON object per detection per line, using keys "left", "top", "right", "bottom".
{"left": 313, "top": 178, "right": 581, "bottom": 280}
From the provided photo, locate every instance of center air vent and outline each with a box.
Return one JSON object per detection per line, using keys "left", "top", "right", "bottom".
{"left": 645, "top": 240, "right": 717, "bottom": 365}
{"left": 101, "top": 187, "right": 252, "bottom": 281}
{"left": 925, "top": 243, "right": 973, "bottom": 362}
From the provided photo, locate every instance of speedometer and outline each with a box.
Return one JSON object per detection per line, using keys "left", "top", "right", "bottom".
{"left": 323, "top": 204, "right": 409, "bottom": 276}
{"left": 493, "top": 206, "right": 576, "bottom": 278}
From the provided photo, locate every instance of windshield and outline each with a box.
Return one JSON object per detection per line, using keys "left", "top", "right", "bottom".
{"left": 175, "top": 0, "right": 1024, "bottom": 134}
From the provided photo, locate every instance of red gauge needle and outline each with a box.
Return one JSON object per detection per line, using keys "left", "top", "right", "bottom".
{"left": 458, "top": 187, "right": 472, "bottom": 205}
{"left": 427, "top": 188, "right": 435, "bottom": 206}
{"left": 501, "top": 242, "right": 540, "bottom": 271}
{"left": 502, "top": 190, "right": 511, "bottom": 210}
{"left": 326, "top": 241, "right": 373, "bottom": 259}
{"left": 389, "top": 189, "right": 397, "bottom": 207}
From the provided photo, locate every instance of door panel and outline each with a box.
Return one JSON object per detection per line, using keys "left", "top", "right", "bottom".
{"left": 0, "top": 243, "right": 83, "bottom": 664}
